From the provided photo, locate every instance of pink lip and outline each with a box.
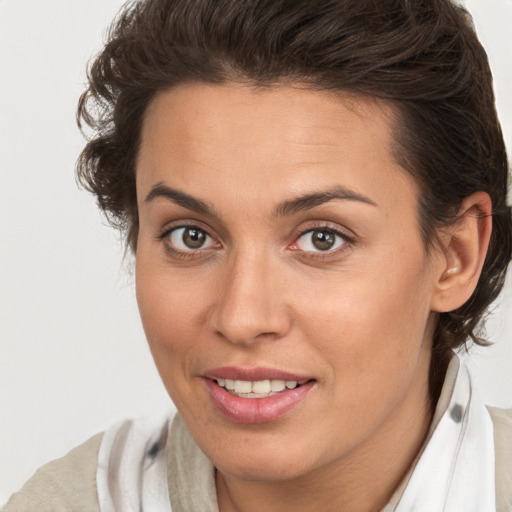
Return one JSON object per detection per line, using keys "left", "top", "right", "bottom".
{"left": 203, "top": 367, "right": 315, "bottom": 424}
{"left": 203, "top": 366, "right": 313, "bottom": 382}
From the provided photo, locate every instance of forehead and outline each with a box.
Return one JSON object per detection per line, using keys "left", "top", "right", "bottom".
{"left": 139, "top": 83, "right": 399, "bottom": 160}
{"left": 136, "top": 83, "right": 415, "bottom": 217}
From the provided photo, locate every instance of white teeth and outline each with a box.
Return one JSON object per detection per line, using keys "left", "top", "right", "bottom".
{"left": 270, "top": 379, "right": 286, "bottom": 392}
{"left": 252, "top": 380, "right": 272, "bottom": 394}
{"left": 216, "top": 378, "right": 301, "bottom": 396}
{"left": 247, "top": 392, "right": 272, "bottom": 398}
{"left": 234, "top": 380, "right": 252, "bottom": 393}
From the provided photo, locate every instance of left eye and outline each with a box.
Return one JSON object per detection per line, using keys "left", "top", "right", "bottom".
{"left": 295, "top": 229, "right": 346, "bottom": 252}
{"left": 168, "top": 226, "right": 216, "bottom": 251}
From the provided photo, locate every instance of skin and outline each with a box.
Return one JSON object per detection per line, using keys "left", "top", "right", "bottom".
{"left": 134, "top": 83, "right": 490, "bottom": 512}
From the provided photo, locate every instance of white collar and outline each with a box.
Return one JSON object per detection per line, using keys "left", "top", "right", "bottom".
{"left": 383, "top": 354, "right": 496, "bottom": 511}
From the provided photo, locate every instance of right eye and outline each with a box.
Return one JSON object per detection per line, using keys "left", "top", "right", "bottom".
{"left": 166, "top": 226, "right": 218, "bottom": 251}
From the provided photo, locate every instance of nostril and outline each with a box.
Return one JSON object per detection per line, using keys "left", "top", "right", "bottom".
{"left": 256, "top": 331, "right": 278, "bottom": 339}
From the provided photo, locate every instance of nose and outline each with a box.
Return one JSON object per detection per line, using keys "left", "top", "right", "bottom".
{"left": 209, "top": 251, "right": 292, "bottom": 345}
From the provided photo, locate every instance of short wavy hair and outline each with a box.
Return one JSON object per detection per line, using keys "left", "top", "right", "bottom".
{"left": 77, "top": 0, "right": 512, "bottom": 398}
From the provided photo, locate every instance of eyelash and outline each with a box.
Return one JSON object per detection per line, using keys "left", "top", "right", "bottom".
{"left": 156, "top": 222, "right": 355, "bottom": 261}
{"left": 291, "top": 224, "right": 355, "bottom": 261}
{"left": 156, "top": 222, "right": 220, "bottom": 260}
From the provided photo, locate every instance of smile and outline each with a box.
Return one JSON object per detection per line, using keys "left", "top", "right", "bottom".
{"left": 216, "top": 378, "right": 307, "bottom": 398}
{"left": 204, "top": 369, "right": 316, "bottom": 423}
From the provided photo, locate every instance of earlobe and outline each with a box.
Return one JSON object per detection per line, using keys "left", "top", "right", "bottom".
{"left": 431, "top": 192, "right": 492, "bottom": 313}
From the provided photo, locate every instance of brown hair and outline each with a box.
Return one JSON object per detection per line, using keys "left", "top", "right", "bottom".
{"left": 77, "top": 0, "right": 512, "bottom": 398}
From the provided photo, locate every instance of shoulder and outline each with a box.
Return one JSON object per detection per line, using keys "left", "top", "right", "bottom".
{"left": 488, "top": 406, "right": 512, "bottom": 512}
{"left": 4, "top": 432, "right": 103, "bottom": 512}
{"left": 4, "top": 413, "right": 174, "bottom": 512}
{"left": 488, "top": 405, "right": 512, "bottom": 461}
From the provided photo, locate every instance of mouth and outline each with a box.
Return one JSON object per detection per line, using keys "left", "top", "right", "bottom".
{"left": 215, "top": 378, "right": 310, "bottom": 398}
{"left": 202, "top": 367, "right": 316, "bottom": 424}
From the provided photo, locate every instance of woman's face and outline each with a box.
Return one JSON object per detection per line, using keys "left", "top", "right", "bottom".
{"left": 135, "top": 83, "right": 439, "bottom": 482}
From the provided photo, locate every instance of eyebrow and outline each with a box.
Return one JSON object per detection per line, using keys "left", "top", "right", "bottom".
{"left": 274, "top": 186, "right": 378, "bottom": 217}
{"left": 144, "top": 182, "right": 216, "bottom": 216}
{"left": 144, "top": 182, "right": 377, "bottom": 218}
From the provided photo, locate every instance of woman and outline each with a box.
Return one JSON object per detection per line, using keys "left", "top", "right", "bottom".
{"left": 5, "top": 0, "right": 512, "bottom": 511}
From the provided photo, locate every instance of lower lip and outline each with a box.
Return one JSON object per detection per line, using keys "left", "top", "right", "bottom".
{"left": 204, "top": 379, "right": 315, "bottom": 424}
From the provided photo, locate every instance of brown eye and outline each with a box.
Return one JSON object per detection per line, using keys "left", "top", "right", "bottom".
{"left": 311, "top": 230, "right": 335, "bottom": 250}
{"left": 168, "top": 226, "right": 216, "bottom": 251}
{"left": 295, "top": 228, "right": 346, "bottom": 252}
{"left": 182, "top": 228, "right": 206, "bottom": 248}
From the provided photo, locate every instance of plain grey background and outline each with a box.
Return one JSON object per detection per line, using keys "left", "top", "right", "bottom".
{"left": 1, "top": 0, "right": 511, "bottom": 504}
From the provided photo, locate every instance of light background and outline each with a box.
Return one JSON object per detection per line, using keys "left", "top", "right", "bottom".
{"left": 1, "top": 0, "right": 511, "bottom": 504}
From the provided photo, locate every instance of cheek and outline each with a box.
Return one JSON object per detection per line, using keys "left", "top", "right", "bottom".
{"left": 295, "top": 255, "right": 433, "bottom": 401}
{"left": 300, "top": 257, "right": 430, "bottom": 344}
{"left": 136, "top": 268, "right": 215, "bottom": 422}
{"left": 135, "top": 257, "right": 210, "bottom": 383}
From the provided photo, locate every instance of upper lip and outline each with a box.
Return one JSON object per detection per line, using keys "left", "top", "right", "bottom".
{"left": 202, "top": 366, "right": 314, "bottom": 382}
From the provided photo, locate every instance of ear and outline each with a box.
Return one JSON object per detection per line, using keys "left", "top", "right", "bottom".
{"left": 430, "top": 191, "right": 492, "bottom": 313}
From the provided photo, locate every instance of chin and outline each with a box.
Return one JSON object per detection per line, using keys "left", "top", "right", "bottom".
{"left": 216, "top": 457, "right": 312, "bottom": 483}
{"left": 205, "top": 432, "right": 323, "bottom": 483}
